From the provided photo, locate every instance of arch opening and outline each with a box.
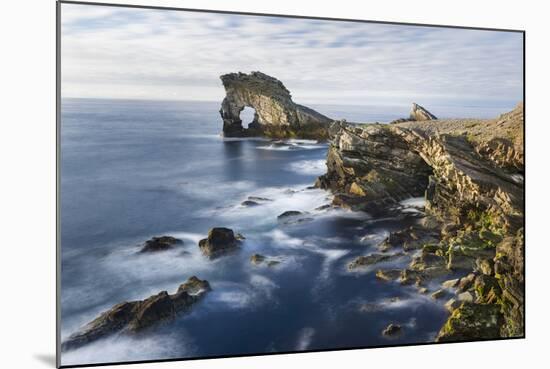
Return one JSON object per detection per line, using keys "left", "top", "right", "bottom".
{"left": 240, "top": 106, "right": 256, "bottom": 129}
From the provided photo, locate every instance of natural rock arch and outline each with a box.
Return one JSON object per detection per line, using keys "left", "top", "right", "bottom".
{"left": 219, "top": 71, "right": 333, "bottom": 139}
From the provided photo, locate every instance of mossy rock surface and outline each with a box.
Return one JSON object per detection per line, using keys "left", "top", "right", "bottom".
{"left": 436, "top": 302, "right": 503, "bottom": 342}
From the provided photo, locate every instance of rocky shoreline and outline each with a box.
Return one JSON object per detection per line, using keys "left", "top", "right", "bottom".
{"left": 316, "top": 102, "right": 524, "bottom": 341}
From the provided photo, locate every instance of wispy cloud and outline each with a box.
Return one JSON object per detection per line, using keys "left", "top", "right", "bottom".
{"left": 61, "top": 3, "right": 523, "bottom": 107}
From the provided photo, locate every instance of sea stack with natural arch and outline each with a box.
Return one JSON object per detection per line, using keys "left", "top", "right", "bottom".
{"left": 219, "top": 71, "right": 333, "bottom": 139}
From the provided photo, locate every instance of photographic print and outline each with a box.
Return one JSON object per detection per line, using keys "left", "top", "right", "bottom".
{"left": 58, "top": 2, "right": 524, "bottom": 367}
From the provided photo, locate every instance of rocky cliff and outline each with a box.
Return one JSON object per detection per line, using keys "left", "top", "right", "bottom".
{"left": 219, "top": 72, "right": 332, "bottom": 139}
{"left": 317, "top": 103, "right": 524, "bottom": 341}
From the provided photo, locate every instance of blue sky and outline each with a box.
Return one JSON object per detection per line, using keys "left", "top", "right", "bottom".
{"left": 61, "top": 3, "right": 523, "bottom": 108}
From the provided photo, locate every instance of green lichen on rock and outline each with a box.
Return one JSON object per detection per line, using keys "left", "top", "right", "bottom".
{"left": 436, "top": 302, "right": 503, "bottom": 342}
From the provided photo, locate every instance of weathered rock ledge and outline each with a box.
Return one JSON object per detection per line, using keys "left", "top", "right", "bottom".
{"left": 61, "top": 276, "right": 211, "bottom": 351}
{"left": 219, "top": 72, "right": 332, "bottom": 139}
{"left": 318, "top": 103, "right": 524, "bottom": 340}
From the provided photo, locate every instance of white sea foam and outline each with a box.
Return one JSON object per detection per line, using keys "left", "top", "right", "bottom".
{"left": 359, "top": 230, "right": 389, "bottom": 245}
{"left": 400, "top": 196, "right": 426, "bottom": 208}
{"left": 207, "top": 275, "right": 280, "bottom": 311}
{"left": 221, "top": 136, "right": 270, "bottom": 142}
{"left": 286, "top": 159, "right": 327, "bottom": 175}
{"left": 256, "top": 141, "right": 326, "bottom": 151}
{"left": 201, "top": 184, "right": 330, "bottom": 228}
{"left": 511, "top": 174, "right": 524, "bottom": 184}
{"left": 176, "top": 180, "right": 257, "bottom": 201}
{"left": 296, "top": 327, "right": 315, "bottom": 351}
{"left": 61, "top": 332, "right": 192, "bottom": 366}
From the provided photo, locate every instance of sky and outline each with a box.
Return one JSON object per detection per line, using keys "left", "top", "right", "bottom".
{"left": 61, "top": 3, "right": 523, "bottom": 108}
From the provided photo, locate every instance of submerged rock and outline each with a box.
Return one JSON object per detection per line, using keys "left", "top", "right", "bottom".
{"left": 375, "top": 269, "right": 402, "bottom": 281}
{"left": 250, "top": 253, "right": 281, "bottom": 267}
{"left": 219, "top": 71, "right": 332, "bottom": 139}
{"left": 198, "top": 227, "right": 241, "bottom": 257}
{"left": 250, "top": 253, "right": 266, "bottom": 264}
{"left": 277, "top": 210, "right": 303, "bottom": 219}
{"left": 247, "top": 196, "right": 273, "bottom": 202}
{"left": 241, "top": 200, "right": 260, "bottom": 207}
{"left": 139, "top": 236, "right": 183, "bottom": 253}
{"left": 382, "top": 323, "right": 402, "bottom": 336}
{"left": 61, "top": 276, "right": 210, "bottom": 351}
{"left": 431, "top": 289, "right": 447, "bottom": 300}
{"left": 348, "top": 252, "right": 404, "bottom": 270}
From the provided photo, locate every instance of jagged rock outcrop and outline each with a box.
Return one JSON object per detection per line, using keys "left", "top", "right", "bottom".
{"left": 389, "top": 103, "right": 437, "bottom": 124}
{"left": 318, "top": 103, "right": 524, "bottom": 340}
{"left": 199, "top": 227, "right": 241, "bottom": 257}
{"left": 219, "top": 72, "right": 332, "bottom": 139}
{"left": 315, "top": 122, "right": 433, "bottom": 213}
{"left": 410, "top": 103, "right": 437, "bottom": 121}
{"left": 61, "top": 276, "right": 211, "bottom": 351}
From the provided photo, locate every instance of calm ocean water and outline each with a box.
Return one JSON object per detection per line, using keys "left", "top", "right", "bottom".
{"left": 60, "top": 98, "right": 499, "bottom": 365}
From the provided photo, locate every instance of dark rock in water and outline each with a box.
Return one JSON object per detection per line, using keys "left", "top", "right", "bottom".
{"left": 348, "top": 252, "right": 405, "bottom": 270}
{"left": 409, "top": 103, "right": 437, "bottom": 121}
{"left": 250, "top": 253, "right": 266, "bottom": 265}
{"left": 377, "top": 226, "right": 440, "bottom": 253}
{"left": 247, "top": 196, "right": 273, "bottom": 202}
{"left": 375, "top": 269, "right": 402, "bottom": 281}
{"left": 241, "top": 200, "right": 260, "bottom": 207}
{"left": 219, "top": 71, "right": 332, "bottom": 139}
{"left": 314, "top": 204, "right": 332, "bottom": 211}
{"left": 431, "top": 289, "right": 447, "bottom": 300}
{"left": 277, "top": 210, "right": 303, "bottom": 219}
{"left": 139, "top": 236, "right": 183, "bottom": 253}
{"left": 61, "top": 276, "right": 210, "bottom": 351}
{"left": 250, "top": 253, "right": 282, "bottom": 267}
{"left": 442, "top": 278, "right": 460, "bottom": 289}
{"left": 199, "top": 227, "right": 241, "bottom": 257}
{"left": 436, "top": 302, "right": 503, "bottom": 342}
{"left": 382, "top": 323, "right": 402, "bottom": 336}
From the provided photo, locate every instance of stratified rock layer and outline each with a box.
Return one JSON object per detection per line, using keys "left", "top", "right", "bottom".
{"left": 219, "top": 72, "right": 332, "bottom": 139}
{"left": 319, "top": 103, "right": 524, "bottom": 340}
{"left": 410, "top": 103, "right": 437, "bottom": 121}
{"left": 61, "top": 276, "right": 211, "bottom": 351}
